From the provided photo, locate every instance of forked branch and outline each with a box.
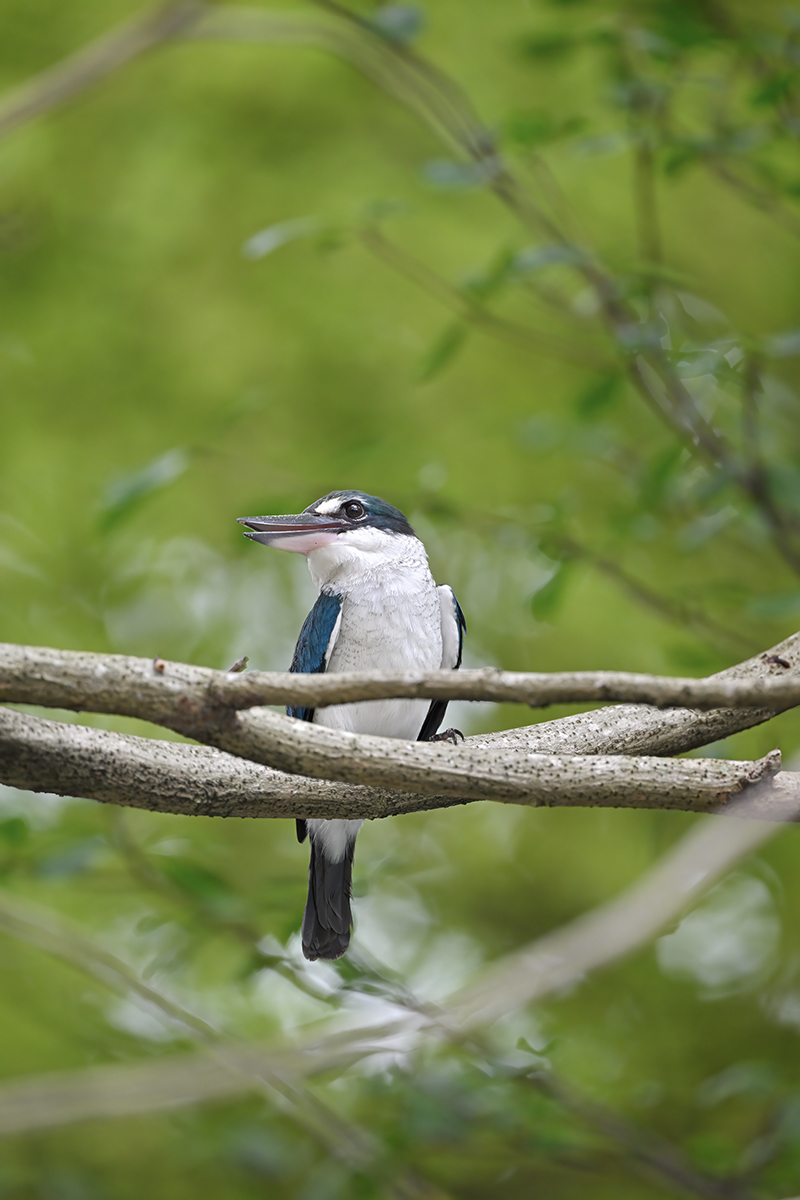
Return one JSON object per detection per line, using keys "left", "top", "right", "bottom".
{"left": 0, "top": 632, "right": 797, "bottom": 821}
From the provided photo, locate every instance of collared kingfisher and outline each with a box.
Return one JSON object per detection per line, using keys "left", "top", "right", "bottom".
{"left": 238, "top": 490, "right": 466, "bottom": 961}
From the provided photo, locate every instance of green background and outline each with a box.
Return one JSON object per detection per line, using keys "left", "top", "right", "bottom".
{"left": 2, "top": 0, "right": 800, "bottom": 1195}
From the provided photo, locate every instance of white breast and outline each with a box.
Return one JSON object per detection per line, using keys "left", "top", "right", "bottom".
{"left": 307, "top": 529, "right": 443, "bottom": 740}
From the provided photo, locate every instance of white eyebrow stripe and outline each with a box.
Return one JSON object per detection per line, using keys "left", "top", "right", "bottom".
{"left": 313, "top": 497, "right": 345, "bottom": 515}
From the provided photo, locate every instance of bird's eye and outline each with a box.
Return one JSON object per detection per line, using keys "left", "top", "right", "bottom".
{"left": 343, "top": 500, "right": 366, "bottom": 520}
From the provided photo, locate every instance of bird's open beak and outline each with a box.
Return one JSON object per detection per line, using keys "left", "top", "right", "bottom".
{"left": 237, "top": 512, "right": 344, "bottom": 555}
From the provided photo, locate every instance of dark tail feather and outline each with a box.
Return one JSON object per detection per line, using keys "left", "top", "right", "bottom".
{"left": 301, "top": 836, "right": 356, "bottom": 961}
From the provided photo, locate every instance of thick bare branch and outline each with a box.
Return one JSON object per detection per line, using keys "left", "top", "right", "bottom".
{"left": 1, "top": 634, "right": 798, "bottom": 820}
{"left": 0, "top": 705, "right": 442, "bottom": 820}
{"left": 479, "top": 628, "right": 800, "bottom": 757}
{"left": 1, "top": 636, "right": 798, "bottom": 714}
{"left": 0, "top": 705, "right": 794, "bottom": 821}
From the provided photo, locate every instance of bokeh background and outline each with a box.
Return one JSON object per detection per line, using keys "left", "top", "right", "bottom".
{"left": 2, "top": 0, "right": 800, "bottom": 1195}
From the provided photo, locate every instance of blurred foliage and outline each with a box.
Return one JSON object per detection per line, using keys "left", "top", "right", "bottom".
{"left": 2, "top": 0, "right": 800, "bottom": 1195}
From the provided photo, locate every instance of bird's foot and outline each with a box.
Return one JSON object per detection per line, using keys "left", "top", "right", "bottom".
{"left": 430, "top": 728, "right": 464, "bottom": 744}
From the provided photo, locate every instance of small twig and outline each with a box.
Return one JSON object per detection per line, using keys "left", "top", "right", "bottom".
{"left": 0, "top": 891, "right": 442, "bottom": 1194}
{"left": 740, "top": 354, "right": 800, "bottom": 555}
{"left": 528, "top": 1073, "right": 756, "bottom": 1200}
{"left": 359, "top": 226, "right": 608, "bottom": 371}
{"left": 0, "top": 777, "right": 790, "bottom": 1153}
{"left": 632, "top": 136, "right": 663, "bottom": 268}
{"left": 226, "top": 655, "right": 249, "bottom": 673}
{"left": 2, "top": 4, "right": 800, "bottom": 574}
{"left": 627, "top": 351, "right": 730, "bottom": 465}
{"left": 706, "top": 158, "right": 800, "bottom": 241}
{"left": 550, "top": 533, "right": 757, "bottom": 654}
{"left": 449, "top": 781, "right": 797, "bottom": 1028}
{"left": 0, "top": 0, "right": 205, "bottom": 141}
{"left": 0, "top": 890, "right": 217, "bottom": 1039}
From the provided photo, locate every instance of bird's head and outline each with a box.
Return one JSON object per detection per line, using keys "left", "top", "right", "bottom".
{"left": 238, "top": 491, "right": 418, "bottom": 580}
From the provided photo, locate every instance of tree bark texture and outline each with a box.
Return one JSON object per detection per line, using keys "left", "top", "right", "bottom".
{"left": 1, "top": 637, "right": 798, "bottom": 716}
{"left": 0, "top": 633, "right": 798, "bottom": 822}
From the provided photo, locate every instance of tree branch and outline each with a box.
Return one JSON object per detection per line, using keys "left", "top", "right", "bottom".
{"left": 545, "top": 531, "right": 757, "bottom": 657}
{"left": 527, "top": 1071, "right": 755, "bottom": 1200}
{"left": 449, "top": 784, "right": 795, "bottom": 1027}
{"left": 0, "top": 781, "right": 790, "bottom": 1146}
{"left": 0, "top": 1, "right": 205, "bottom": 141}
{"left": 3, "top": 5, "right": 800, "bottom": 576}
{"left": 0, "top": 893, "right": 444, "bottom": 1194}
{"left": 358, "top": 225, "right": 610, "bottom": 371}
{"left": 1, "top": 637, "right": 798, "bottom": 714}
{"left": 1, "top": 634, "right": 798, "bottom": 819}
{"left": 0, "top": 666, "right": 793, "bottom": 816}
{"left": 0, "top": 705, "right": 440, "bottom": 820}
{"left": 0, "top": 702, "right": 794, "bottom": 822}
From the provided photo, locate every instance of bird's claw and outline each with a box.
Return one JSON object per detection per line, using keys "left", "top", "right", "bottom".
{"left": 430, "top": 727, "right": 464, "bottom": 745}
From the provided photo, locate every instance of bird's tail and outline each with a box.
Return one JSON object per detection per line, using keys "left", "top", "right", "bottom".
{"left": 301, "top": 820, "right": 360, "bottom": 961}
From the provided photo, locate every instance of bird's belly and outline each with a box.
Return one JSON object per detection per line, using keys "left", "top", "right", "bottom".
{"left": 316, "top": 592, "right": 441, "bottom": 740}
{"left": 314, "top": 695, "right": 430, "bottom": 740}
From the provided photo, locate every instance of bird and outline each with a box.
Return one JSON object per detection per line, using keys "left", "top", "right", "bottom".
{"left": 237, "top": 490, "right": 466, "bottom": 962}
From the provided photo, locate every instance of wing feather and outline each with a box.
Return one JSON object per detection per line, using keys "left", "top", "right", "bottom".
{"left": 417, "top": 585, "right": 466, "bottom": 741}
{"left": 288, "top": 590, "right": 342, "bottom": 840}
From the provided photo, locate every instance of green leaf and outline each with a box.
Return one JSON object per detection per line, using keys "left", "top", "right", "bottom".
{"left": 678, "top": 505, "right": 738, "bottom": 551}
{"left": 38, "top": 836, "right": 105, "bottom": 878}
{"left": 747, "top": 591, "right": 800, "bottom": 619}
{"left": 574, "top": 373, "right": 620, "bottom": 420}
{"left": 649, "top": 4, "right": 725, "bottom": 48}
{"left": 763, "top": 329, "right": 800, "bottom": 358}
{"left": 752, "top": 72, "right": 796, "bottom": 108}
{"left": 611, "top": 79, "right": 667, "bottom": 112}
{"left": 615, "top": 321, "right": 663, "bottom": 352}
{"left": 516, "top": 1036, "right": 544, "bottom": 1057}
{"left": 697, "top": 1061, "right": 780, "bottom": 1107}
{"left": 460, "top": 249, "right": 515, "bottom": 302}
{"left": 662, "top": 142, "right": 702, "bottom": 175}
{"left": 422, "top": 160, "right": 498, "bottom": 189}
{"left": 370, "top": 5, "right": 425, "bottom": 44}
{"left": 512, "top": 244, "right": 586, "bottom": 273}
{"left": 419, "top": 323, "right": 467, "bottom": 381}
{"left": 518, "top": 32, "right": 578, "bottom": 61}
{"left": 532, "top": 565, "right": 571, "bottom": 621}
{"left": 160, "top": 857, "right": 232, "bottom": 903}
{"left": 241, "top": 217, "right": 318, "bottom": 261}
{"left": 638, "top": 443, "right": 684, "bottom": 508}
{"left": 517, "top": 413, "right": 564, "bottom": 452}
{"left": 676, "top": 291, "right": 734, "bottom": 326}
{"left": 99, "top": 448, "right": 189, "bottom": 532}
{"left": 0, "top": 817, "right": 28, "bottom": 848}
{"left": 505, "top": 111, "right": 586, "bottom": 147}
{"left": 767, "top": 463, "right": 800, "bottom": 513}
